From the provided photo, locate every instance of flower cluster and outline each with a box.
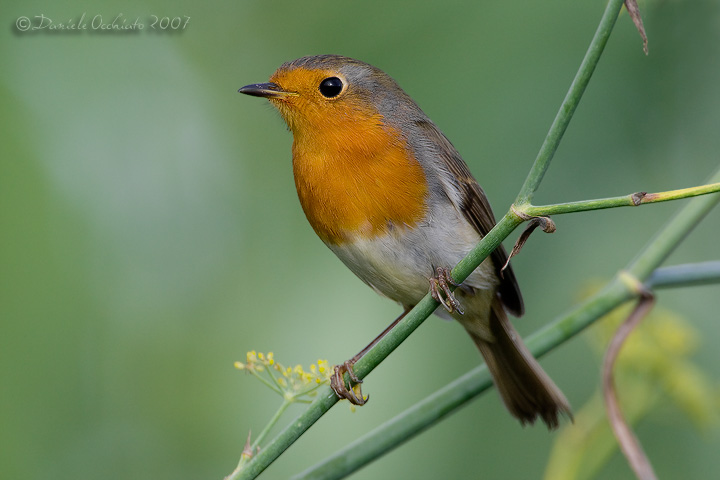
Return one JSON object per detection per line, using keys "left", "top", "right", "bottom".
{"left": 235, "top": 351, "right": 332, "bottom": 401}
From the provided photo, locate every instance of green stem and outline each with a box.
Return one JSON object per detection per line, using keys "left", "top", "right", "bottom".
{"left": 514, "top": 0, "right": 625, "bottom": 205}
{"left": 627, "top": 167, "right": 720, "bottom": 280}
{"left": 251, "top": 399, "right": 292, "bottom": 451}
{"left": 228, "top": 399, "right": 294, "bottom": 480}
{"left": 524, "top": 182, "right": 720, "bottom": 217}
{"left": 265, "top": 366, "right": 286, "bottom": 394}
{"left": 292, "top": 168, "right": 720, "bottom": 480}
{"left": 236, "top": 392, "right": 339, "bottom": 479}
{"left": 296, "top": 381, "right": 328, "bottom": 397}
{"left": 647, "top": 261, "right": 720, "bottom": 289}
{"left": 452, "top": 212, "right": 521, "bottom": 282}
{"left": 249, "top": 369, "right": 283, "bottom": 395}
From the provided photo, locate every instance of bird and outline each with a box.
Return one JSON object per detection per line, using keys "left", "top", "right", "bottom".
{"left": 239, "top": 55, "right": 571, "bottom": 428}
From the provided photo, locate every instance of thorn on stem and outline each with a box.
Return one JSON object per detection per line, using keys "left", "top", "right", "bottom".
{"left": 242, "top": 430, "right": 253, "bottom": 459}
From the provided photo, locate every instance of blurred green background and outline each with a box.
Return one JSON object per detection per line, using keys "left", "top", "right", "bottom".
{"left": 2, "top": 0, "right": 719, "bottom": 478}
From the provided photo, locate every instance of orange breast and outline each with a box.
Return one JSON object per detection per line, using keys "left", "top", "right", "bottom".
{"left": 292, "top": 116, "right": 428, "bottom": 245}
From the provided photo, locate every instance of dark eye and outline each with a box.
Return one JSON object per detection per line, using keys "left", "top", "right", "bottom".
{"left": 319, "top": 77, "right": 343, "bottom": 98}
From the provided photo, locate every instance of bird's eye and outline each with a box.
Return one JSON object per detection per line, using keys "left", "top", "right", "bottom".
{"left": 319, "top": 77, "right": 343, "bottom": 98}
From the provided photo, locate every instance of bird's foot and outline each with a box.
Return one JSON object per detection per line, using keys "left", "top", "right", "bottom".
{"left": 429, "top": 266, "right": 464, "bottom": 314}
{"left": 330, "top": 360, "right": 368, "bottom": 406}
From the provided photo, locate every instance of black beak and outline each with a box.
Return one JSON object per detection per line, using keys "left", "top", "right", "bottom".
{"left": 238, "top": 82, "right": 292, "bottom": 98}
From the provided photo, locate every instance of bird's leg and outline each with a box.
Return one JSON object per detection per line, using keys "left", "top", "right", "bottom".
{"left": 330, "top": 308, "right": 411, "bottom": 406}
{"left": 429, "top": 266, "right": 464, "bottom": 315}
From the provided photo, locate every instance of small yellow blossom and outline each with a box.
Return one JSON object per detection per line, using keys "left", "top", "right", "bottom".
{"left": 231, "top": 351, "right": 341, "bottom": 477}
{"left": 235, "top": 350, "right": 333, "bottom": 402}
{"left": 317, "top": 359, "right": 329, "bottom": 373}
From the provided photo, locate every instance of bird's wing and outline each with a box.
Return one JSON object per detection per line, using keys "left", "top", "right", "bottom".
{"left": 415, "top": 120, "right": 524, "bottom": 317}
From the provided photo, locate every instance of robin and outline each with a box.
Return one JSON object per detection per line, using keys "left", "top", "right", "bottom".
{"left": 239, "top": 55, "right": 571, "bottom": 428}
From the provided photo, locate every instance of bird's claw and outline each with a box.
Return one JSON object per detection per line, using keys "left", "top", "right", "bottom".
{"left": 430, "top": 266, "right": 464, "bottom": 314}
{"left": 330, "top": 360, "right": 368, "bottom": 406}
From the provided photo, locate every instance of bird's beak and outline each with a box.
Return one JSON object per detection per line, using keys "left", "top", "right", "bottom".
{"left": 238, "top": 82, "right": 295, "bottom": 98}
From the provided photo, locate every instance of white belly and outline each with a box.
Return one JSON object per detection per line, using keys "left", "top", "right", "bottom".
{"left": 326, "top": 202, "right": 498, "bottom": 309}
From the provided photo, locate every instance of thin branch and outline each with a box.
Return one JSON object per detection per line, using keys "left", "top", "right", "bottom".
{"left": 514, "top": 0, "right": 625, "bottom": 205}
{"left": 647, "top": 261, "right": 720, "bottom": 289}
{"left": 251, "top": 400, "right": 292, "bottom": 451}
{"left": 248, "top": 369, "right": 283, "bottom": 395}
{"left": 524, "top": 182, "right": 720, "bottom": 217}
{"left": 628, "top": 171, "right": 720, "bottom": 280}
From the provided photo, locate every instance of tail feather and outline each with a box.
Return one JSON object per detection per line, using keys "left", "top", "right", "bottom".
{"left": 464, "top": 299, "right": 572, "bottom": 429}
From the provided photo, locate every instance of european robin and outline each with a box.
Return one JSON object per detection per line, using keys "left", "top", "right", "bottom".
{"left": 240, "top": 55, "right": 571, "bottom": 428}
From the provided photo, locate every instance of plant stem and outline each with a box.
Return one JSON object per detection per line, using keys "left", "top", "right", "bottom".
{"left": 524, "top": 182, "right": 720, "bottom": 217}
{"left": 647, "top": 261, "right": 720, "bottom": 289}
{"left": 252, "top": 399, "right": 292, "bottom": 450}
{"left": 250, "top": 370, "right": 282, "bottom": 395}
{"left": 236, "top": 391, "right": 339, "bottom": 479}
{"left": 227, "top": 399, "right": 294, "bottom": 480}
{"left": 627, "top": 167, "right": 720, "bottom": 280}
{"left": 515, "top": 0, "right": 625, "bottom": 205}
{"left": 452, "top": 212, "right": 521, "bottom": 282}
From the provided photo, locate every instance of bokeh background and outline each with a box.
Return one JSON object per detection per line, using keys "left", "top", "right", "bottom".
{"left": 2, "top": 0, "right": 719, "bottom": 479}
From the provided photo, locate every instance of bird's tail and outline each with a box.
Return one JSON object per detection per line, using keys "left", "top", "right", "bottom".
{"left": 463, "top": 298, "right": 572, "bottom": 429}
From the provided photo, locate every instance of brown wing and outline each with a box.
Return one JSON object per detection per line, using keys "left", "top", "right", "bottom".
{"left": 416, "top": 120, "right": 524, "bottom": 317}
